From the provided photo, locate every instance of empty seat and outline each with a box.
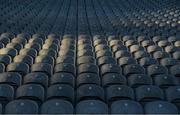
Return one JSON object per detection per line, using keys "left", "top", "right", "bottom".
{"left": 109, "top": 40, "right": 123, "bottom": 48}
{"left": 43, "top": 43, "right": 59, "bottom": 52}
{"left": 97, "top": 56, "right": 116, "bottom": 67}
{"left": 111, "top": 100, "right": 143, "bottom": 114}
{"left": 39, "top": 49, "right": 57, "bottom": 58}
{"left": 165, "top": 45, "right": 179, "bottom": 54}
{"left": 78, "top": 39, "right": 91, "bottom": 45}
{"left": 125, "top": 40, "right": 138, "bottom": 48}
{"left": 95, "top": 44, "right": 110, "bottom": 53}
{"left": 78, "top": 44, "right": 93, "bottom": 51}
{"left": 24, "top": 72, "right": 48, "bottom": 88}
{"left": 122, "top": 36, "right": 134, "bottom": 43}
{"left": 118, "top": 57, "right": 136, "bottom": 67}
{"left": 76, "top": 73, "right": 100, "bottom": 87}
{"left": 47, "top": 84, "right": 74, "bottom": 103}
{"left": 123, "top": 64, "right": 145, "bottom": 76}
{"left": 153, "top": 74, "right": 178, "bottom": 88}
{"left": 152, "top": 36, "right": 164, "bottom": 43}
{"left": 58, "top": 50, "right": 74, "bottom": 57}
{"left": 54, "top": 63, "right": 75, "bottom": 75}
{"left": 6, "top": 43, "right": 23, "bottom": 51}
{"left": 17, "top": 33, "right": 30, "bottom": 40}
{"left": 5, "top": 99, "right": 39, "bottom": 114}
{"left": 137, "top": 36, "right": 149, "bottom": 43}
{"left": 0, "top": 55, "right": 11, "bottom": 65}
{"left": 25, "top": 43, "right": 41, "bottom": 51}
{"left": 14, "top": 55, "right": 33, "bottom": 65}
{"left": 19, "top": 48, "right": 37, "bottom": 58}
{"left": 141, "top": 40, "right": 155, "bottom": 48}
{"left": 77, "top": 56, "right": 95, "bottom": 65}
{"left": 106, "top": 85, "right": 134, "bottom": 103}
{"left": 102, "top": 73, "right": 126, "bottom": 87}
{"left": 147, "top": 64, "right": 168, "bottom": 77}
{"left": 11, "top": 37, "right": 27, "bottom": 45}
{"left": 160, "top": 58, "right": 179, "bottom": 68}
{"left": 0, "top": 72, "right": 22, "bottom": 88}
{"left": 128, "top": 74, "right": 152, "bottom": 88}
{"left": 111, "top": 45, "right": 127, "bottom": 53}
{"left": 144, "top": 101, "right": 178, "bottom": 114}
{"left": 78, "top": 63, "right": 98, "bottom": 75}
{"left": 45, "top": 38, "right": 60, "bottom": 45}
{"left": 147, "top": 45, "right": 162, "bottom": 54}
{"left": 16, "top": 84, "right": 45, "bottom": 102}
{"left": 100, "top": 64, "right": 121, "bottom": 76}
{"left": 76, "top": 100, "right": 108, "bottom": 114}
{"left": 153, "top": 51, "right": 171, "bottom": 60}
{"left": 0, "top": 36, "right": 10, "bottom": 45}
{"left": 135, "top": 85, "right": 164, "bottom": 102}
{"left": 78, "top": 49, "right": 94, "bottom": 57}
{"left": 60, "top": 45, "right": 74, "bottom": 51}
{"left": 0, "top": 48, "right": 17, "bottom": 57}
{"left": 35, "top": 55, "right": 54, "bottom": 65}
{"left": 76, "top": 84, "right": 104, "bottom": 102}
{"left": 32, "top": 34, "right": 44, "bottom": 40}
{"left": 96, "top": 50, "right": 112, "bottom": 59}
{"left": 165, "top": 86, "right": 180, "bottom": 103}
{"left": 115, "top": 50, "right": 131, "bottom": 60}
{"left": 139, "top": 57, "right": 158, "bottom": 67}
{"left": 1, "top": 33, "right": 14, "bottom": 40}
{"left": 129, "top": 45, "right": 144, "bottom": 54}
{"left": 7, "top": 62, "right": 29, "bottom": 75}
{"left": 31, "top": 63, "right": 53, "bottom": 76}
{"left": 41, "top": 99, "right": 74, "bottom": 114}
{"left": 108, "top": 35, "right": 119, "bottom": 41}
{"left": 94, "top": 39, "right": 107, "bottom": 47}
{"left": 29, "top": 38, "right": 43, "bottom": 46}
{"left": 51, "top": 72, "right": 74, "bottom": 87}
{"left": 0, "top": 84, "right": 14, "bottom": 104}
{"left": 158, "top": 40, "right": 171, "bottom": 48}
{"left": 56, "top": 56, "right": 74, "bottom": 65}
{"left": 134, "top": 51, "right": 150, "bottom": 60}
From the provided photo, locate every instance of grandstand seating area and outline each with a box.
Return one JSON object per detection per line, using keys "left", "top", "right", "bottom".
{"left": 0, "top": 0, "right": 179, "bottom": 114}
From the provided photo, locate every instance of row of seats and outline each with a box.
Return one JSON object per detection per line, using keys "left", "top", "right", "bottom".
{"left": 4, "top": 99, "right": 179, "bottom": 114}
{"left": 0, "top": 0, "right": 179, "bottom": 36}
{"left": 0, "top": 33, "right": 179, "bottom": 114}
{"left": 0, "top": 79, "right": 179, "bottom": 103}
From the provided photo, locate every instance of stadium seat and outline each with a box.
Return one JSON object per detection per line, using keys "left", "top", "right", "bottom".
{"left": 128, "top": 74, "right": 152, "bottom": 88}
{"left": 76, "top": 73, "right": 100, "bottom": 87}
{"left": 24, "top": 72, "right": 49, "bottom": 88}
{"left": 41, "top": 99, "right": 74, "bottom": 114}
{"left": 54, "top": 63, "right": 75, "bottom": 75}
{"left": 76, "top": 84, "right": 104, "bottom": 102}
{"left": 16, "top": 84, "right": 45, "bottom": 103}
{"left": 47, "top": 84, "right": 74, "bottom": 103}
{"left": 144, "top": 101, "right": 178, "bottom": 114}
{"left": 110, "top": 100, "right": 143, "bottom": 114}
{"left": 0, "top": 72, "right": 22, "bottom": 88}
{"left": 135, "top": 85, "right": 164, "bottom": 102}
{"left": 5, "top": 99, "right": 39, "bottom": 114}
{"left": 106, "top": 85, "right": 134, "bottom": 103}
{"left": 51, "top": 72, "right": 75, "bottom": 87}
{"left": 76, "top": 100, "right": 108, "bottom": 114}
